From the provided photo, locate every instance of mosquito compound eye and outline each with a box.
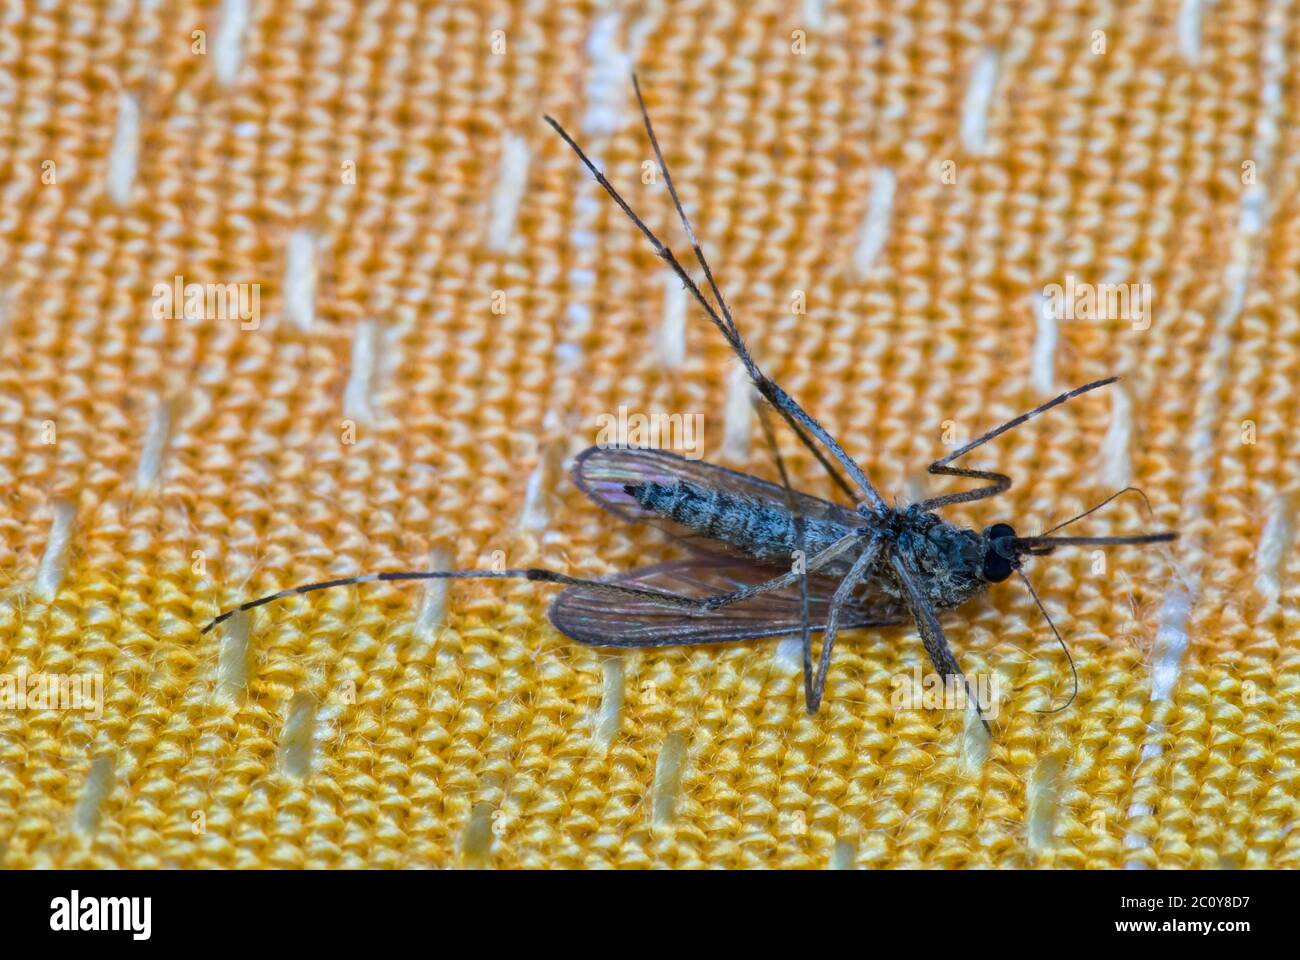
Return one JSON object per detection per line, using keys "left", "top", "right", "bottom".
{"left": 987, "top": 522, "right": 1016, "bottom": 541}
{"left": 982, "top": 549, "right": 1013, "bottom": 582}
{"left": 982, "top": 523, "right": 1017, "bottom": 582}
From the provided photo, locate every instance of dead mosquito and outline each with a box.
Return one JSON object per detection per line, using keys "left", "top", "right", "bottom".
{"left": 202, "top": 75, "right": 1176, "bottom": 733}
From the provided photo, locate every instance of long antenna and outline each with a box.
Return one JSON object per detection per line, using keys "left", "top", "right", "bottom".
{"left": 1014, "top": 532, "right": 1176, "bottom": 553}
{"left": 1038, "top": 486, "right": 1154, "bottom": 537}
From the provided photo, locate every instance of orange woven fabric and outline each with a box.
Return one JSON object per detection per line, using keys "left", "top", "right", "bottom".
{"left": 0, "top": 1, "right": 1296, "bottom": 868}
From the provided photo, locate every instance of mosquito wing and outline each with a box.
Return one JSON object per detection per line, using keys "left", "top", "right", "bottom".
{"left": 571, "top": 445, "right": 865, "bottom": 552}
{"left": 548, "top": 556, "right": 907, "bottom": 647}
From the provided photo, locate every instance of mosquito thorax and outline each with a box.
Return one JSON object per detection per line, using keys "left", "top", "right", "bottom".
{"left": 872, "top": 502, "right": 943, "bottom": 533}
{"left": 980, "top": 522, "right": 1020, "bottom": 582}
{"left": 878, "top": 504, "right": 970, "bottom": 552}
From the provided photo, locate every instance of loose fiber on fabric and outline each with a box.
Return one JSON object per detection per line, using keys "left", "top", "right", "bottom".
{"left": 0, "top": 1, "right": 1296, "bottom": 868}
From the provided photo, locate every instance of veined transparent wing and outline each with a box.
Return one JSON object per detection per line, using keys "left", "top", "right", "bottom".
{"left": 548, "top": 556, "right": 906, "bottom": 647}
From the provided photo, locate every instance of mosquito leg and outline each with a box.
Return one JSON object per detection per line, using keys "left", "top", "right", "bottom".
{"left": 778, "top": 411, "right": 857, "bottom": 502}
{"left": 202, "top": 533, "right": 864, "bottom": 636}
{"left": 888, "top": 549, "right": 991, "bottom": 734}
{"left": 915, "top": 466, "right": 1011, "bottom": 510}
{"left": 754, "top": 400, "right": 815, "bottom": 707}
{"left": 805, "top": 534, "right": 882, "bottom": 713}
{"left": 544, "top": 103, "right": 888, "bottom": 513}
{"left": 534, "top": 559, "right": 857, "bottom": 615}
{"left": 631, "top": 78, "right": 863, "bottom": 504}
{"left": 916, "top": 377, "right": 1118, "bottom": 510}
{"left": 698, "top": 533, "right": 860, "bottom": 611}
{"left": 201, "top": 568, "right": 713, "bottom": 634}
{"left": 630, "top": 74, "right": 735, "bottom": 342}
{"left": 529, "top": 533, "right": 860, "bottom": 623}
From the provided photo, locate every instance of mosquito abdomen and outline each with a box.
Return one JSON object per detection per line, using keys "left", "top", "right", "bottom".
{"left": 625, "top": 480, "right": 853, "bottom": 562}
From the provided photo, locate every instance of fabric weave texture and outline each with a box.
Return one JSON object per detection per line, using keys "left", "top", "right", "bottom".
{"left": 0, "top": 1, "right": 1296, "bottom": 868}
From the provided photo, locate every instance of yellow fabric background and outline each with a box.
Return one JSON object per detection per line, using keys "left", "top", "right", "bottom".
{"left": 0, "top": 1, "right": 1296, "bottom": 868}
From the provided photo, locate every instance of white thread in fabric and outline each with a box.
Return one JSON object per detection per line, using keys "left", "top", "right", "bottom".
{"left": 215, "top": 610, "right": 252, "bottom": 704}
{"left": 279, "top": 692, "right": 317, "bottom": 779}
{"left": 721, "top": 361, "right": 754, "bottom": 463}
{"left": 136, "top": 395, "right": 172, "bottom": 489}
{"left": 1030, "top": 290, "right": 1058, "bottom": 396}
{"left": 415, "top": 548, "right": 452, "bottom": 635}
{"left": 1122, "top": 587, "right": 1191, "bottom": 864}
{"left": 283, "top": 229, "right": 318, "bottom": 331}
{"left": 1099, "top": 383, "right": 1133, "bottom": 490}
{"left": 73, "top": 756, "right": 115, "bottom": 835}
{"left": 1123, "top": 736, "right": 1165, "bottom": 863}
{"left": 555, "top": 13, "right": 636, "bottom": 373}
{"left": 518, "top": 441, "right": 563, "bottom": 532}
{"left": 1177, "top": 0, "right": 1203, "bottom": 63}
{"left": 487, "top": 133, "right": 529, "bottom": 252}
{"left": 851, "top": 168, "right": 896, "bottom": 276}
{"left": 1150, "top": 587, "right": 1191, "bottom": 704}
{"left": 107, "top": 92, "right": 139, "bottom": 207}
{"left": 518, "top": 462, "right": 551, "bottom": 532}
{"left": 650, "top": 731, "right": 688, "bottom": 827}
{"left": 461, "top": 802, "right": 495, "bottom": 862}
{"left": 802, "top": 0, "right": 827, "bottom": 32}
{"left": 583, "top": 13, "right": 631, "bottom": 137}
{"left": 592, "top": 658, "right": 625, "bottom": 753}
{"left": 828, "top": 838, "right": 855, "bottom": 869}
{"left": 658, "top": 270, "right": 688, "bottom": 370}
{"left": 960, "top": 50, "right": 998, "bottom": 154}
{"left": 343, "top": 320, "right": 378, "bottom": 423}
{"left": 1254, "top": 495, "right": 1292, "bottom": 604}
{"left": 1026, "top": 754, "right": 1065, "bottom": 854}
{"left": 774, "top": 636, "right": 804, "bottom": 673}
{"left": 961, "top": 697, "right": 991, "bottom": 772}
{"left": 1252, "top": 1, "right": 1286, "bottom": 183}
{"left": 213, "top": 0, "right": 250, "bottom": 87}
{"left": 34, "top": 500, "right": 76, "bottom": 602}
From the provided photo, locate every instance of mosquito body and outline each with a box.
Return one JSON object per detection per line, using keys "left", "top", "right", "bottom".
{"left": 623, "top": 471, "right": 862, "bottom": 569}
{"left": 202, "top": 76, "right": 1176, "bottom": 733}
{"left": 615, "top": 460, "right": 998, "bottom": 606}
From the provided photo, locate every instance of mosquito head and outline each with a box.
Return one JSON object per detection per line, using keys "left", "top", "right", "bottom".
{"left": 980, "top": 522, "right": 1022, "bottom": 583}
